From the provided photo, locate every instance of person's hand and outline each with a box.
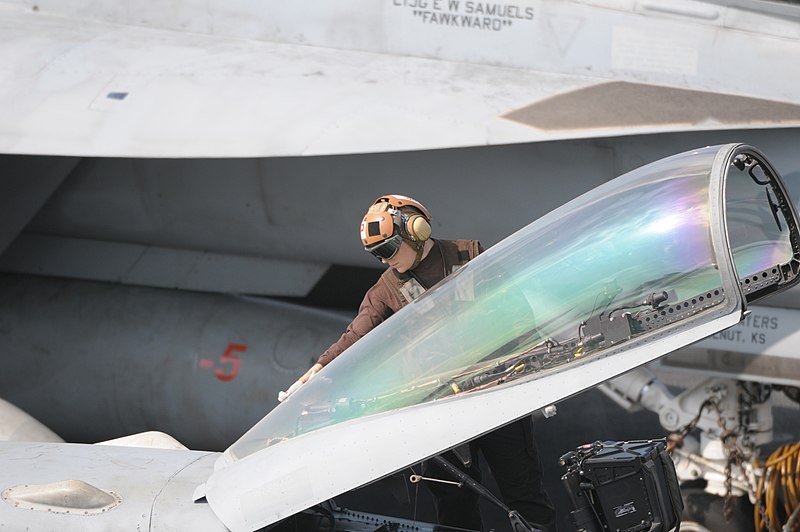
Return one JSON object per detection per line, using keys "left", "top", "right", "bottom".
{"left": 300, "top": 363, "right": 323, "bottom": 383}
{"left": 278, "top": 363, "right": 323, "bottom": 402}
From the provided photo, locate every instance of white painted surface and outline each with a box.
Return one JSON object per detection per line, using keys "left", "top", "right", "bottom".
{"left": 0, "top": 441, "right": 224, "bottom": 531}
{"left": 0, "top": 398, "right": 63, "bottom": 442}
{"left": 1, "top": 0, "right": 799, "bottom": 157}
{"left": 698, "top": 305, "right": 800, "bottom": 359}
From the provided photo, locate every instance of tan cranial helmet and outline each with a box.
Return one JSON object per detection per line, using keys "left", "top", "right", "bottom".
{"left": 360, "top": 194, "right": 432, "bottom": 247}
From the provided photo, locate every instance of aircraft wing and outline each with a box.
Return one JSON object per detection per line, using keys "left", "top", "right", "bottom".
{"left": 2, "top": 0, "right": 800, "bottom": 157}
{"left": 0, "top": 441, "right": 223, "bottom": 531}
{"left": 202, "top": 144, "right": 800, "bottom": 531}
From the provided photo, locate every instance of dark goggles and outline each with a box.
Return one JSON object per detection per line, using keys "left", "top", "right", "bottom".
{"left": 365, "top": 234, "right": 402, "bottom": 261}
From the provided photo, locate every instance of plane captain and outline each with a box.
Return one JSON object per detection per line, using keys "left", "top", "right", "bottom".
{"left": 295, "top": 194, "right": 559, "bottom": 531}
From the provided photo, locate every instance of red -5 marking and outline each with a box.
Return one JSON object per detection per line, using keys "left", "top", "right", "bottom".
{"left": 198, "top": 344, "right": 247, "bottom": 382}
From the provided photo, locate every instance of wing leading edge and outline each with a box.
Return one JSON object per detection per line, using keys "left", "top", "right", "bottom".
{"left": 205, "top": 144, "right": 800, "bottom": 531}
{"left": 3, "top": 1, "right": 800, "bottom": 157}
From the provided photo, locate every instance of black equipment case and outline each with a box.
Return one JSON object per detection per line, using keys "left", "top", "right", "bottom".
{"left": 560, "top": 439, "right": 683, "bottom": 532}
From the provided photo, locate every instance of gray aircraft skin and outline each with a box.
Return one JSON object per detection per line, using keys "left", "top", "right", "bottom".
{"left": 2, "top": 128, "right": 800, "bottom": 451}
{"left": 0, "top": 275, "right": 351, "bottom": 449}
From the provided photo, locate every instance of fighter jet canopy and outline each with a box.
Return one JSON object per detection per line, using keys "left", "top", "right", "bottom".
{"left": 206, "top": 144, "right": 800, "bottom": 532}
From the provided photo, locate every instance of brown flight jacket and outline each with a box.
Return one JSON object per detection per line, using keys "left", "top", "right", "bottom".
{"left": 316, "top": 239, "right": 482, "bottom": 367}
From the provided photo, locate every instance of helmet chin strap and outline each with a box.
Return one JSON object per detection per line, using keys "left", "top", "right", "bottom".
{"left": 407, "top": 239, "right": 426, "bottom": 270}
